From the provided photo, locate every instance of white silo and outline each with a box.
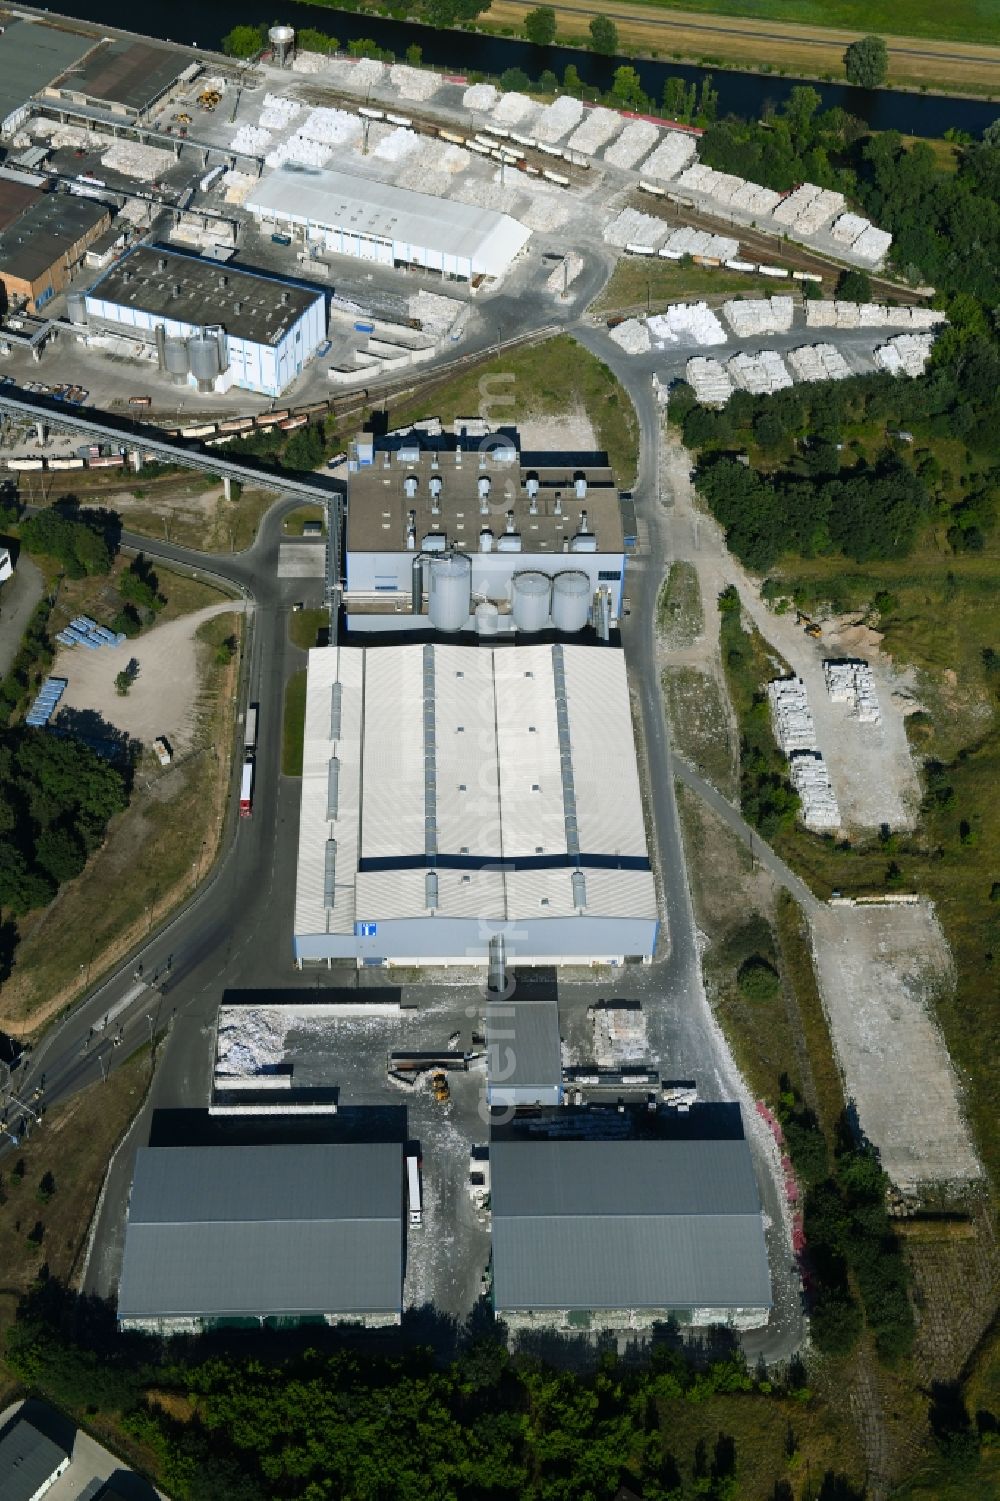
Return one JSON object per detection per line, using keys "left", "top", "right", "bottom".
{"left": 511, "top": 571, "right": 551, "bottom": 633}
{"left": 427, "top": 552, "right": 472, "bottom": 632}
{"left": 551, "top": 571, "right": 591, "bottom": 633}
{"left": 269, "top": 25, "right": 295, "bottom": 66}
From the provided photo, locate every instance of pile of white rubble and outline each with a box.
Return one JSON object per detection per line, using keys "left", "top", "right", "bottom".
{"left": 648, "top": 302, "right": 727, "bottom": 346}
{"left": 875, "top": 333, "right": 935, "bottom": 377}
{"left": 638, "top": 131, "right": 697, "bottom": 181}
{"left": 825, "top": 660, "right": 881, "bottom": 724}
{"left": 606, "top": 120, "right": 659, "bottom": 169}
{"left": 609, "top": 318, "right": 652, "bottom": 355}
{"left": 566, "top": 106, "right": 622, "bottom": 156}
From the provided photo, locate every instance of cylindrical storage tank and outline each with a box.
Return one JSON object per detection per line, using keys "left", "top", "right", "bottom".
{"left": 511, "top": 571, "right": 551, "bottom": 633}
{"left": 163, "top": 337, "right": 189, "bottom": 379}
{"left": 66, "top": 291, "right": 88, "bottom": 325}
{"left": 189, "top": 335, "right": 221, "bottom": 390}
{"left": 475, "top": 601, "right": 499, "bottom": 636}
{"left": 551, "top": 570, "right": 592, "bottom": 633}
{"left": 427, "top": 552, "right": 471, "bottom": 633}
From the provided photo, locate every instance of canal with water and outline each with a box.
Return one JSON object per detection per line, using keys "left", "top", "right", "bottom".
{"left": 42, "top": 0, "right": 1000, "bottom": 138}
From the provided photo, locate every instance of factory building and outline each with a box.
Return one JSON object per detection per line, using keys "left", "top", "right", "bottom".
{"left": 42, "top": 36, "right": 193, "bottom": 120}
{"left": 489, "top": 1110, "right": 772, "bottom": 1331}
{"left": 246, "top": 166, "right": 530, "bottom": 283}
{"left": 117, "top": 1143, "right": 404, "bottom": 1333}
{"left": 0, "top": 193, "right": 110, "bottom": 312}
{"left": 0, "top": 1415, "right": 70, "bottom": 1501}
{"left": 0, "top": 19, "right": 96, "bottom": 135}
{"left": 486, "top": 998, "right": 563, "bottom": 1107}
{"left": 345, "top": 433, "right": 626, "bottom": 633}
{"left": 293, "top": 642, "right": 658, "bottom": 968}
{"left": 81, "top": 245, "right": 326, "bottom": 396}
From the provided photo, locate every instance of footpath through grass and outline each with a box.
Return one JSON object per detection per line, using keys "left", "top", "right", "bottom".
{"left": 384, "top": 333, "right": 640, "bottom": 487}
{"left": 594, "top": 259, "right": 767, "bottom": 314}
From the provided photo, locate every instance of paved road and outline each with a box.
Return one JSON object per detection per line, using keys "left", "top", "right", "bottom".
{"left": 0, "top": 554, "right": 43, "bottom": 679}
{"left": 673, "top": 756, "right": 821, "bottom": 916}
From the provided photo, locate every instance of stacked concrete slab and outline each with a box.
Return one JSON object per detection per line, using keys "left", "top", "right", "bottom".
{"left": 605, "top": 120, "right": 659, "bottom": 169}
{"left": 874, "top": 333, "right": 935, "bottom": 377}
{"left": 806, "top": 302, "right": 946, "bottom": 332}
{"left": 534, "top": 95, "right": 585, "bottom": 144}
{"left": 830, "top": 211, "right": 893, "bottom": 264}
{"left": 768, "top": 677, "right": 817, "bottom": 754}
{"left": 786, "top": 343, "right": 851, "bottom": 382}
{"left": 727, "top": 348, "right": 793, "bottom": 394}
{"left": 789, "top": 752, "right": 841, "bottom": 829}
{"left": 566, "top": 106, "right": 623, "bottom": 156}
{"left": 824, "top": 660, "right": 881, "bottom": 724}
{"left": 659, "top": 227, "right": 739, "bottom": 261}
{"left": 686, "top": 356, "right": 734, "bottom": 405}
{"left": 638, "top": 131, "right": 697, "bottom": 181}
{"left": 647, "top": 302, "right": 727, "bottom": 346}
{"left": 722, "top": 296, "right": 794, "bottom": 338}
{"left": 609, "top": 317, "right": 651, "bottom": 354}
{"left": 772, "top": 184, "right": 846, "bottom": 236}
{"left": 604, "top": 208, "right": 669, "bottom": 250}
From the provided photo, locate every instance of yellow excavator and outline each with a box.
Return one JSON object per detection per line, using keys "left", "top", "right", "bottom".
{"left": 431, "top": 1071, "right": 450, "bottom": 1104}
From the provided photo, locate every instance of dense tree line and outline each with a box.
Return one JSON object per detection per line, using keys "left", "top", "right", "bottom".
{"left": 699, "top": 87, "right": 862, "bottom": 196}
{"left": 0, "top": 729, "right": 128, "bottom": 916}
{"left": 19, "top": 502, "right": 118, "bottom": 579}
{"left": 6, "top": 1279, "right": 881, "bottom": 1501}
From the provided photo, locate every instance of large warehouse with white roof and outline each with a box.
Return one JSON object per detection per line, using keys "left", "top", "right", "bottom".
{"left": 246, "top": 165, "right": 531, "bottom": 282}
{"left": 293, "top": 642, "right": 658, "bottom": 967}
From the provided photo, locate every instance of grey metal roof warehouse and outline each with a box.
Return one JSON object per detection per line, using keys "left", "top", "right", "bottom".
{"left": 490, "top": 1139, "right": 772, "bottom": 1312}
{"left": 0, "top": 194, "right": 108, "bottom": 282}
{"left": 47, "top": 37, "right": 186, "bottom": 115}
{"left": 0, "top": 19, "right": 96, "bottom": 130}
{"left": 118, "top": 1143, "right": 403, "bottom": 1323}
{"left": 485, "top": 999, "right": 562, "bottom": 1102}
{"left": 0, "top": 1416, "right": 69, "bottom": 1501}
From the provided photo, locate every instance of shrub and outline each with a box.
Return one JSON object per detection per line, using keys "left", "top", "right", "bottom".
{"left": 737, "top": 954, "right": 782, "bottom": 1002}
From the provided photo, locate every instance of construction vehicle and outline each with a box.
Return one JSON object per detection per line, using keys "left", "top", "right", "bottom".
{"left": 804, "top": 623, "right": 822, "bottom": 639}
{"left": 431, "top": 1071, "right": 450, "bottom": 1103}
{"left": 198, "top": 90, "right": 221, "bottom": 111}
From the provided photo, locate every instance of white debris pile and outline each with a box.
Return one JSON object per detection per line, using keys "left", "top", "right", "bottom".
{"left": 772, "top": 183, "right": 845, "bottom": 234}
{"left": 100, "top": 140, "right": 175, "bottom": 179}
{"left": 410, "top": 289, "right": 463, "bottom": 337}
{"left": 639, "top": 130, "right": 697, "bottom": 180}
{"left": 786, "top": 343, "right": 851, "bottom": 382}
{"left": 492, "top": 91, "right": 539, "bottom": 128}
{"left": 728, "top": 181, "right": 783, "bottom": 216}
{"left": 831, "top": 211, "right": 868, "bottom": 245}
{"left": 789, "top": 751, "right": 841, "bottom": 829}
{"left": 230, "top": 123, "right": 271, "bottom": 155}
{"left": 221, "top": 169, "right": 255, "bottom": 205}
{"left": 389, "top": 63, "right": 441, "bottom": 100}
{"left": 648, "top": 302, "right": 727, "bottom": 347}
{"left": 463, "top": 82, "right": 498, "bottom": 111}
{"left": 516, "top": 184, "right": 571, "bottom": 232}
{"left": 806, "top": 301, "right": 944, "bottom": 332}
{"left": 259, "top": 93, "right": 301, "bottom": 129}
{"left": 824, "top": 659, "right": 881, "bottom": 723}
{"left": 609, "top": 318, "right": 651, "bottom": 354}
{"left": 852, "top": 225, "right": 893, "bottom": 264}
{"left": 727, "top": 348, "right": 793, "bottom": 394}
{"left": 605, "top": 120, "right": 658, "bottom": 169}
{"left": 768, "top": 677, "right": 817, "bottom": 754}
{"left": 346, "top": 57, "right": 387, "bottom": 91}
{"left": 545, "top": 249, "right": 584, "bottom": 294}
{"left": 604, "top": 207, "right": 668, "bottom": 249}
{"left": 266, "top": 134, "right": 331, "bottom": 169}
{"left": 659, "top": 226, "right": 739, "bottom": 261}
{"left": 722, "top": 295, "right": 794, "bottom": 337}
{"left": 593, "top": 1004, "right": 649, "bottom": 1067}
{"left": 291, "top": 49, "right": 327, "bottom": 74}
{"left": 686, "top": 356, "right": 734, "bottom": 406}
{"left": 215, "top": 1007, "right": 289, "bottom": 1077}
{"left": 32, "top": 118, "right": 100, "bottom": 150}
{"left": 534, "top": 94, "right": 585, "bottom": 143}
{"left": 566, "top": 105, "right": 621, "bottom": 155}
{"left": 300, "top": 107, "right": 363, "bottom": 145}
{"left": 875, "top": 332, "right": 935, "bottom": 377}
{"left": 374, "top": 126, "right": 422, "bottom": 162}
{"left": 119, "top": 198, "right": 152, "bottom": 226}
{"left": 439, "top": 143, "right": 471, "bottom": 173}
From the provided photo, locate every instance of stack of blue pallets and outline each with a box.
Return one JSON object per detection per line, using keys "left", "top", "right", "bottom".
{"left": 25, "top": 676, "right": 68, "bottom": 727}
{"left": 55, "top": 614, "right": 126, "bottom": 650}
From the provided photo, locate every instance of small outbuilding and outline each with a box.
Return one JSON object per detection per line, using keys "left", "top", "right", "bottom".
{"left": 0, "top": 1416, "right": 70, "bottom": 1501}
{"left": 485, "top": 998, "right": 562, "bottom": 1107}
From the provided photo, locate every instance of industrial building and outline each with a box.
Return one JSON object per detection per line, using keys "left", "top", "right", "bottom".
{"left": 0, "top": 1415, "right": 69, "bottom": 1501}
{"left": 345, "top": 433, "right": 626, "bottom": 633}
{"left": 81, "top": 246, "right": 326, "bottom": 396}
{"left": 43, "top": 36, "right": 192, "bottom": 120}
{"left": 246, "top": 166, "right": 531, "bottom": 282}
{"left": 0, "top": 19, "right": 96, "bottom": 135}
{"left": 489, "top": 1113, "right": 772, "bottom": 1330}
{"left": 485, "top": 998, "right": 563, "bottom": 1107}
{"left": 117, "top": 1142, "right": 404, "bottom": 1332}
{"left": 293, "top": 642, "right": 658, "bottom": 968}
{"left": 0, "top": 193, "right": 110, "bottom": 312}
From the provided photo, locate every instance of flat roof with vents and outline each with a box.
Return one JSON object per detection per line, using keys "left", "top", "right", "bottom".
{"left": 48, "top": 36, "right": 187, "bottom": 114}
{"left": 293, "top": 642, "right": 658, "bottom": 966}
{"left": 88, "top": 245, "right": 324, "bottom": 346}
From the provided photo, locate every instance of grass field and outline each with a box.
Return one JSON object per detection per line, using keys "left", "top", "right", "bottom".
{"left": 594, "top": 260, "right": 767, "bottom": 315}
{"left": 288, "top": 607, "right": 330, "bottom": 652}
{"left": 657, "top": 560, "right": 705, "bottom": 646}
{"left": 282, "top": 504, "right": 326, "bottom": 536}
{"left": 484, "top": 0, "right": 1000, "bottom": 95}
{"left": 663, "top": 668, "right": 737, "bottom": 795}
{"left": 1, "top": 602, "right": 242, "bottom": 1034}
{"left": 0, "top": 1048, "right": 151, "bottom": 1403}
{"left": 384, "top": 333, "right": 640, "bottom": 486}
{"left": 282, "top": 668, "right": 308, "bottom": 777}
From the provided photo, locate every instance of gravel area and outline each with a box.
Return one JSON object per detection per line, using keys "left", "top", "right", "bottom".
{"left": 811, "top": 902, "right": 982, "bottom": 1192}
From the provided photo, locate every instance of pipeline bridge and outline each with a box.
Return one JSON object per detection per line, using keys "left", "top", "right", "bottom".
{"left": 0, "top": 389, "right": 343, "bottom": 611}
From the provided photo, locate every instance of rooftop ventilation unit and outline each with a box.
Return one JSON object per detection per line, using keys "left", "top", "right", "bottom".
{"left": 579, "top": 509, "right": 589, "bottom": 533}
{"left": 406, "top": 508, "right": 416, "bottom": 550}
{"left": 479, "top": 528, "right": 493, "bottom": 553}
{"left": 505, "top": 510, "right": 516, "bottom": 533}
{"left": 575, "top": 475, "right": 587, "bottom": 500}
{"left": 403, "top": 475, "right": 418, "bottom": 499}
